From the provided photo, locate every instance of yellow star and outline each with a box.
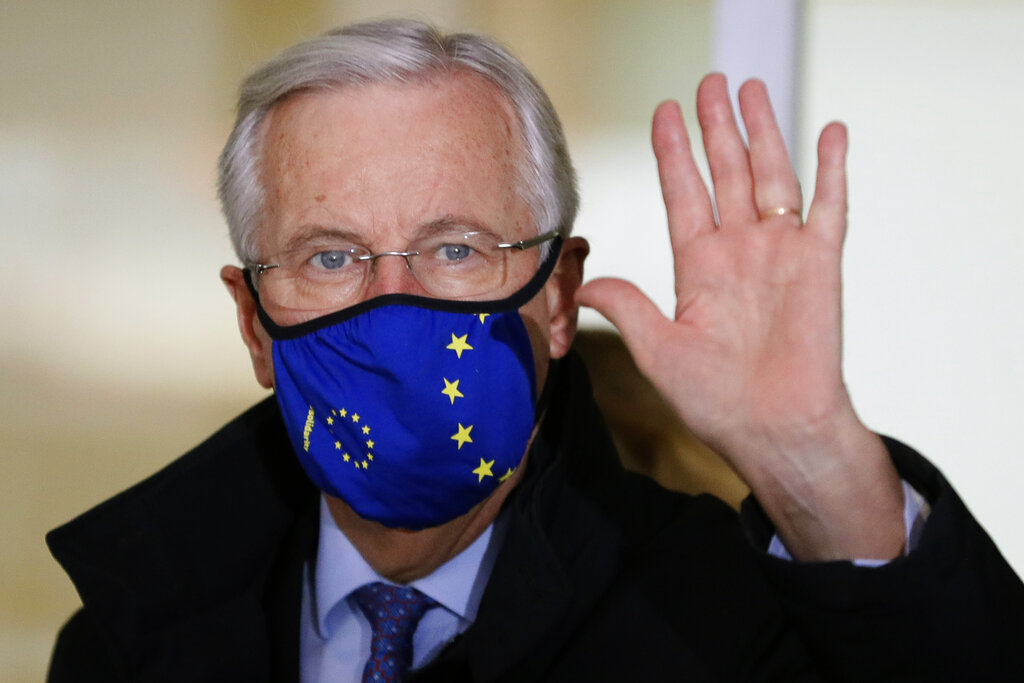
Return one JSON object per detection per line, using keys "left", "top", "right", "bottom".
{"left": 362, "top": 425, "right": 370, "bottom": 435}
{"left": 366, "top": 439, "right": 375, "bottom": 449}
{"left": 446, "top": 333, "right": 473, "bottom": 358}
{"left": 326, "top": 416, "right": 334, "bottom": 425}
{"left": 451, "top": 423, "right": 474, "bottom": 449}
{"left": 499, "top": 467, "right": 516, "bottom": 482}
{"left": 334, "top": 441, "right": 341, "bottom": 450}
{"left": 367, "top": 453, "right": 374, "bottom": 461}
{"left": 351, "top": 413, "right": 360, "bottom": 423}
{"left": 441, "top": 378, "right": 465, "bottom": 404}
{"left": 339, "top": 408, "right": 347, "bottom": 417}
{"left": 342, "top": 453, "right": 350, "bottom": 462}
{"left": 477, "top": 313, "right": 490, "bottom": 324}
{"left": 472, "top": 458, "right": 495, "bottom": 482}
{"left": 361, "top": 461, "right": 369, "bottom": 469}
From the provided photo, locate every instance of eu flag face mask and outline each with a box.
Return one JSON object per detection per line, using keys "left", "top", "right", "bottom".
{"left": 246, "top": 239, "right": 560, "bottom": 530}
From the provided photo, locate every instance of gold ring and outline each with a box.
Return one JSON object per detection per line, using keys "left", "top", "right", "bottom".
{"left": 759, "top": 206, "right": 802, "bottom": 221}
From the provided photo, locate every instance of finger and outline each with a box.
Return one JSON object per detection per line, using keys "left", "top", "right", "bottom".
{"left": 696, "top": 73, "right": 758, "bottom": 227}
{"left": 575, "top": 277, "right": 672, "bottom": 374}
{"left": 737, "top": 79, "right": 803, "bottom": 224}
{"left": 652, "top": 100, "right": 716, "bottom": 255}
{"left": 805, "top": 122, "right": 848, "bottom": 246}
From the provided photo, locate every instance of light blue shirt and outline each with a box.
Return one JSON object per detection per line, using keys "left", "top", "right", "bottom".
{"left": 299, "top": 497, "right": 505, "bottom": 683}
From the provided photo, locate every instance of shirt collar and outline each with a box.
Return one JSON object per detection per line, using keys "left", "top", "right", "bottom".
{"left": 313, "top": 495, "right": 500, "bottom": 638}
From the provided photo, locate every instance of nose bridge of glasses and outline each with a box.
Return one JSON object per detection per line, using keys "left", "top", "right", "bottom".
{"left": 356, "top": 249, "right": 420, "bottom": 262}
{"left": 359, "top": 249, "right": 421, "bottom": 286}
{"left": 360, "top": 249, "right": 427, "bottom": 299}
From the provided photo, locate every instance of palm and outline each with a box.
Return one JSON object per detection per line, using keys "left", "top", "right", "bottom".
{"left": 658, "top": 219, "right": 846, "bottom": 460}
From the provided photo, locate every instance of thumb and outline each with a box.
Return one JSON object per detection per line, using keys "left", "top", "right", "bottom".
{"left": 576, "top": 277, "right": 669, "bottom": 372}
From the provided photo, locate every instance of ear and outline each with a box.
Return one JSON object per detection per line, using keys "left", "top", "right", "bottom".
{"left": 220, "top": 265, "right": 275, "bottom": 389}
{"left": 544, "top": 236, "right": 589, "bottom": 359}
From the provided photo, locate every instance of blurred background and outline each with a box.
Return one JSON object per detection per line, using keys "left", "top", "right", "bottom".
{"left": 3, "top": 0, "right": 1022, "bottom": 678}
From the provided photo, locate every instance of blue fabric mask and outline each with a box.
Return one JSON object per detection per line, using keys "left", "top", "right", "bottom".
{"left": 246, "top": 239, "right": 560, "bottom": 530}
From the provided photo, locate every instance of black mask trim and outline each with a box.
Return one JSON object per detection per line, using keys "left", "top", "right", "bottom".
{"left": 244, "top": 236, "right": 564, "bottom": 341}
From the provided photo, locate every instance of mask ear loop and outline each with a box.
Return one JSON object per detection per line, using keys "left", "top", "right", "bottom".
{"left": 244, "top": 236, "right": 565, "bottom": 341}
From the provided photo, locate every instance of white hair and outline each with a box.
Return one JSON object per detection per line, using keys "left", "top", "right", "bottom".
{"left": 217, "top": 18, "right": 578, "bottom": 263}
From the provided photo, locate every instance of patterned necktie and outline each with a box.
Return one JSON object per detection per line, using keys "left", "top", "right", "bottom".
{"left": 353, "top": 581, "right": 439, "bottom": 682}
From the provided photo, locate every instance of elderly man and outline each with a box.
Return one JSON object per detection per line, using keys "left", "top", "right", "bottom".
{"left": 48, "top": 19, "right": 1023, "bottom": 682}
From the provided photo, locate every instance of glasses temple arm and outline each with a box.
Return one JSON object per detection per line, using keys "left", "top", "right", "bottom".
{"left": 496, "top": 230, "right": 560, "bottom": 251}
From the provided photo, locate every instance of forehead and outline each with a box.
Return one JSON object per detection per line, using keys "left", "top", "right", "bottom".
{"left": 255, "top": 72, "right": 531, "bottom": 253}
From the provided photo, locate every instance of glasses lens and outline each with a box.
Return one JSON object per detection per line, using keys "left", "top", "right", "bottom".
{"left": 258, "top": 243, "right": 370, "bottom": 312}
{"left": 409, "top": 231, "right": 519, "bottom": 298}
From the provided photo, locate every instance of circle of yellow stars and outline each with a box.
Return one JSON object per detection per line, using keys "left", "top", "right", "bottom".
{"left": 444, "top": 314, "right": 516, "bottom": 484}
{"left": 327, "top": 407, "right": 376, "bottom": 471}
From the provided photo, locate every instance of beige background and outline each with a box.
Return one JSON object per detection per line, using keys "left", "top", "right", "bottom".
{"left": 3, "top": 1, "right": 1022, "bottom": 680}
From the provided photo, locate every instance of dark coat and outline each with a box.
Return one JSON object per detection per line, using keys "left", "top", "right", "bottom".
{"left": 47, "top": 353, "right": 1024, "bottom": 681}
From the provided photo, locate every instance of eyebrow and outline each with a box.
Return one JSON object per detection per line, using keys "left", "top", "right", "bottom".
{"left": 279, "top": 226, "right": 363, "bottom": 253}
{"left": 418, "top": 215, "right": 500, "bottom": 239}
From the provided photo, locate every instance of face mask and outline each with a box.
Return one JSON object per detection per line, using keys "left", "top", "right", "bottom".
{"left": 246, "top": 239, "right": 560, "bottom": 530}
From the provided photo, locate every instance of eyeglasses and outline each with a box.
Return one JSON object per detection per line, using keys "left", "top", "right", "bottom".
{"left": 247, "top": 229, "right": 559, "bottom": 312}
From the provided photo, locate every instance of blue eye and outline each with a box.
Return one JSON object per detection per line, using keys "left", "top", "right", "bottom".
{"left": 314, "top": 250, "right": 354, "bottom": 270}
{"left": 438, "top": 244, "right": 473, "bottom": 262}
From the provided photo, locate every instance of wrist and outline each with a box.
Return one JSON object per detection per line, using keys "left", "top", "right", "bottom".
{"left": 734, "top": 415, "right": 907, "bottom": 561}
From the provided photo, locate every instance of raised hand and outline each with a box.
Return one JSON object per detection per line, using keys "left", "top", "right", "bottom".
{"left": 576, "top": 74, "right": 906, "bottom": 561}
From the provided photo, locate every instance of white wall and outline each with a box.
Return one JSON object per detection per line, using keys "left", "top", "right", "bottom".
{"left": 802, "top": 0, "right": 1024, "bottom": 571}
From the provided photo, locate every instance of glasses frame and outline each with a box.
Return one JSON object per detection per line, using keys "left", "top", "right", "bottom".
{"left": 245, "top": 229, "right": 561, "bottom": 304}
{"left": 250, "top": 229, "right": 558, "bottom": 274}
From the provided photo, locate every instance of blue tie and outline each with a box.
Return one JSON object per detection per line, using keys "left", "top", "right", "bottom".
{"left": 353, "top": 582, "right": 439, "bottom": 682}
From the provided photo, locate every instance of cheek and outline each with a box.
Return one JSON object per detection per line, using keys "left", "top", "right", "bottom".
{"left": 254, "top": 323, "right": 278, "bottom": 387}
{"left": 516, "top": 295, "right": 552, "bottom": 396}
